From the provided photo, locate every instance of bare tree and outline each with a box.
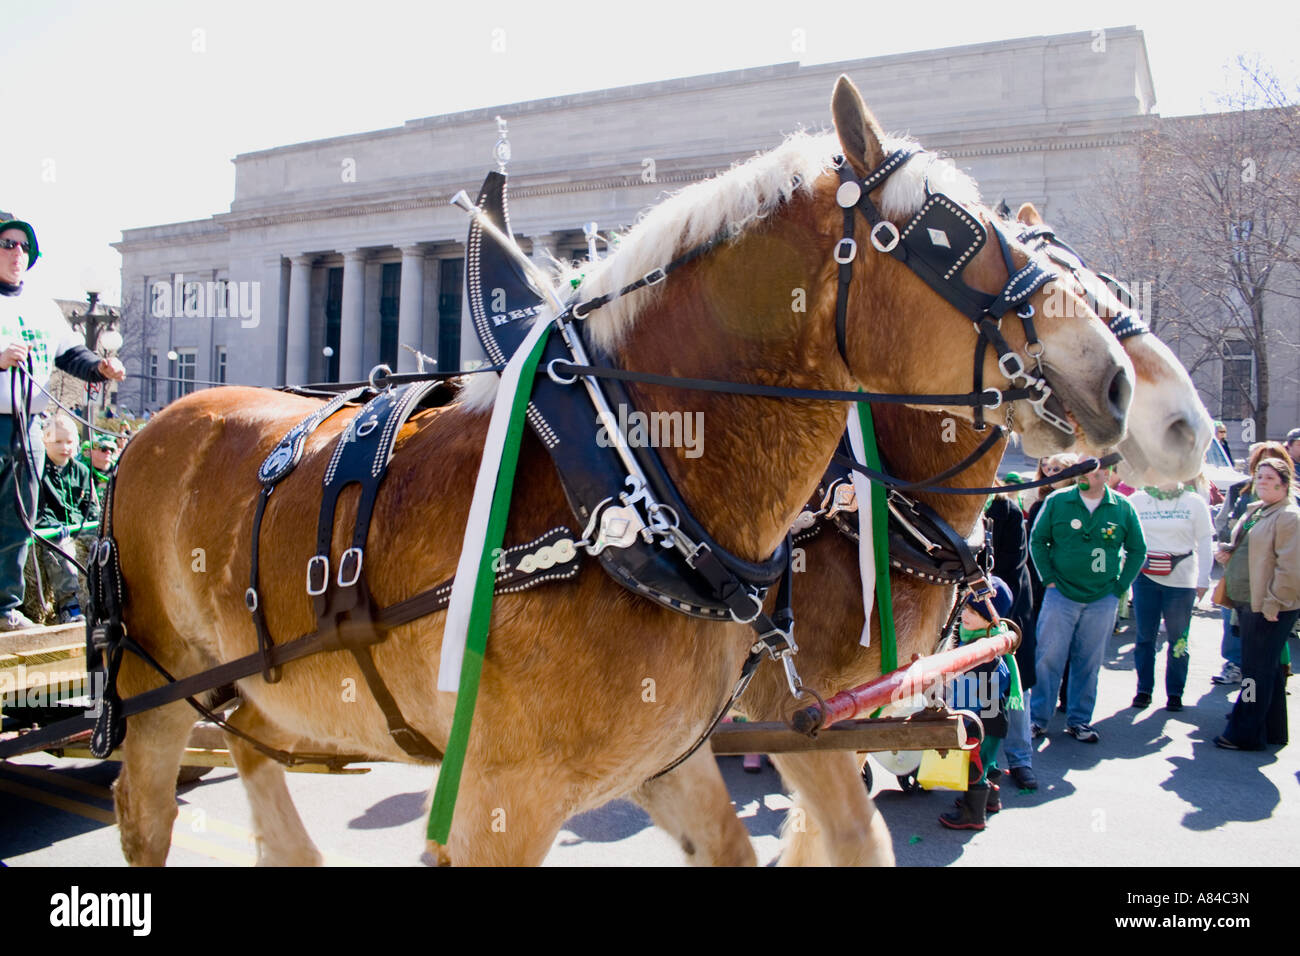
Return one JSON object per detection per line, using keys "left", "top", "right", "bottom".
{"left": 114, "top": 286, "right": 165, "bottom": 417}
{"left": 1066, "top": 59, "right": 1300, "bottom": 438}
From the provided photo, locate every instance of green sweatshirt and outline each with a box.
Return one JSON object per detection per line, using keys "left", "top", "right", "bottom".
{"left": 1030, "top": 484, "right": 1147, "bottom": 604}
{"left": 37, "top": 456, "right": 101, "bottom": 530}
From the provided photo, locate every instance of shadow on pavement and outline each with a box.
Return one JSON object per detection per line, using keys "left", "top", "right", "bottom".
{"left": 349, "top": 790, "right": 427, "bottom": 829}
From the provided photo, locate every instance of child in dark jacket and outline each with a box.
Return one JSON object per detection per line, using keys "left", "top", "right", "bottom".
{"left": 940, "top": 576, "right": 1024, "bottom": 831}
{"left": 36, "top": 414, "right": 99, "bottom": 622}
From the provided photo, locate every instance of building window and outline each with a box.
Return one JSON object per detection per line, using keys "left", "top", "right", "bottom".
{"left": 380, "top": 262, "right": 401, "bottom": 371}
{"left": 1221, "top": 338, "right": 1254, "bottom": 421}
{"left": 150, "top": 279, "right": 168, "bottom": 319}
{"left": 176, "top": 349, "right": 197, "bottom": 398}
{"left": 148, "top": 350, "right": 158, "bottom": 403}
{"left": 325, "top": 266, "right": 343, "bottom": 381}
{"left": 214, "top": 345, "right": 227, "bottom": 384}
{"left": 438, "top": 258, "right": 463, "bottom": 370}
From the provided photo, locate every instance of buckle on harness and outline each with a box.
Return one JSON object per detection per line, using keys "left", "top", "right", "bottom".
{"left": 834, "top": 238, "right": 857, "bottom": 264}
{"left": 337, "top": 547, "right": 364, "bottom": 588}
{"left": 870, "top": 220, "right": 900, "bottom": 253}
{"left": 998, "top": 352, "right": 1026, "bottom": 381}
{"left": 244, "top": 587, "right": 259, "bottom": 613}
{"left": 981, "top": 387, "right": 1003, "bottom": 410}
{"left": 728, "top": 587, "right": 765, "bottom": 626}
{"left": 306, "top": 555, "right": 330, "bottom": 596}
{"left": 643, "top": 267, "right": 666, "bottom": 286}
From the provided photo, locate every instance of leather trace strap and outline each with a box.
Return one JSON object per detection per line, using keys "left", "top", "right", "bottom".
{"left": 305, "top": 381, "right": 446, "bottom": 761}
{"left": 249, "top": 385, "right": 367, "bottom": 683}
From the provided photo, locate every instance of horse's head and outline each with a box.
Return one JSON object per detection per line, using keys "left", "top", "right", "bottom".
{"left": 829, "top": 76, "right": 1133, "bottom": 458}
{"left": 1015, "top": 203, "right": 1213, "bottom": 484}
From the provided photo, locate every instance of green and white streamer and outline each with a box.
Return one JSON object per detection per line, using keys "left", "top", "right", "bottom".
{"left": 847, "top": 401, "right": 898, "bottom": 673}
{"left": 429, "top": 315, "right": 554, "bottom": 844}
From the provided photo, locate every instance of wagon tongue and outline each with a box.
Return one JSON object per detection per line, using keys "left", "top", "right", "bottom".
{"left": 466, "top": 170, "right": 549, "bottom": 365}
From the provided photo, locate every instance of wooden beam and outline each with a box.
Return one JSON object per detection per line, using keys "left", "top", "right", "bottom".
{"left": 709, "top": 714, "right": 966, "bottom": 755}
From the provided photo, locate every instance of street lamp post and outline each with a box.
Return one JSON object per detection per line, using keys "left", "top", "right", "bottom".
{"left": 72, "top": 270, "right": 122, "bottom": 433}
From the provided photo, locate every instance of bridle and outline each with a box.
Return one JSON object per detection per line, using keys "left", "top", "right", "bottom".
{"left": 1015, "top": 223, "right": 1150, "bottom": 343}
{"left": 830, "top": 149, "right": 1072, "bottom": 435}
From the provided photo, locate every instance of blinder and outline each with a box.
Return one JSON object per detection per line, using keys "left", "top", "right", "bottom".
{"left": 832, "top": 150, "right": 1066, "bottom": 433}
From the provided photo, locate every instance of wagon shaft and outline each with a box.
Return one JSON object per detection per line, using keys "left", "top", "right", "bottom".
{"left": 710, "top": 713, "right": 966, "bottom": 754}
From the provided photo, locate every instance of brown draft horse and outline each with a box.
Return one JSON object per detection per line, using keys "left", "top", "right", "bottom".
{"left": 631, "top": 204, "right": 1214, "bottom": 866}
{"left": 109, "top": 78, "right": 1134, "bottom": 866}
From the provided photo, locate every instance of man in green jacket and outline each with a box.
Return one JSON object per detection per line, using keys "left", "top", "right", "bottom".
{"left": 1029, "top": 466, "right": 1146, "bottom": 743}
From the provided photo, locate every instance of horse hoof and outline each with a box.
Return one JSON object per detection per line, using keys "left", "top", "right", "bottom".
{"left": 426, "top": 840, "right": 453, "bottom": 866}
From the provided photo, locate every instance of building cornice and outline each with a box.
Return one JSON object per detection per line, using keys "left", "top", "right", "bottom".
{"left": 116, "top": 126, "right": 1147, "bottom": 248}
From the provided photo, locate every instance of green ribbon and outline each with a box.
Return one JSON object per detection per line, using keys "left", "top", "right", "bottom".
{"left": 427, "top": 325, "right": 552, "bottom": 845}
{"left": 857, "top": 401, "right": 897, "bottom": 674}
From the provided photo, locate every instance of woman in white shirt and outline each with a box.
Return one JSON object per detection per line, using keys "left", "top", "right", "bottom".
{"left": 1128, "top": 482, "right": 1213, "bottom": 711}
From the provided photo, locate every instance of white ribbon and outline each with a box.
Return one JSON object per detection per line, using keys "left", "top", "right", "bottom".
{"left": 846, "top": 406, "right": 875, "bottom": 647}
{"left": 438, "top": 315, "right": 554, "bottom": 691}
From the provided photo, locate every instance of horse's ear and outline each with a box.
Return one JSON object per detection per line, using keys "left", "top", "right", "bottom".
{"left": 831, "top": 75, "right": 887, "bottom": 178}
{"left": 1016, "top": 202, "right": 1045, "bottom": 226}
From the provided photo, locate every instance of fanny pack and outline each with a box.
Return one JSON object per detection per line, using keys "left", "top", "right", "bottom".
{"left": 1143, "top": 550, "right": 1192, "bottom": 576}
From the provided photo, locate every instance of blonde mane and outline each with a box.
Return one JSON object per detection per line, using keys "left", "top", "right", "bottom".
{"left": 569, "top": 131, "right": 982, "bottom": 353}
{"left": 454, "top": 130, "right": 982, "bottom": 412}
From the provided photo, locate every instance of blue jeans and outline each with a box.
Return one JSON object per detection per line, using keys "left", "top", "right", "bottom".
{"left": 1001, "top": 687, "right": 1032, "bottom": 769}
{"left": 0, "top": 413, "right": 45, "bottom": 613}
{"left": 1220, "top": 607, "right": 1241, "bottom": 667}
{"left": 1132, "top": 575, "right": 1194, "bottom": 697}
{"left": 1031, "top": 588, "right": 1119, "bottom": 729}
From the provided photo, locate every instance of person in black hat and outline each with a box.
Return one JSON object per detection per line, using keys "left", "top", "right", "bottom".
{"left": 0, "top": 210, "right": 126, "bottom": 630}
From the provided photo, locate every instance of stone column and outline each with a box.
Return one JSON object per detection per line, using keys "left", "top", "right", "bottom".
{"left": 397, "top": 245, "right": 425, "bottom": 372}
{"left": 340, "top": 249, "right": 367, "bottom": 382}
{"left": 285, "top": 255, "right": 314, "bottom": 385}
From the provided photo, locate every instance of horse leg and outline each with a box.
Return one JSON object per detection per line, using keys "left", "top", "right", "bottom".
{"left": 770, "top": 750, "right": 895, "bottom": 866}
{"left": 428, "top": 762, "right": 575, "bottom": 867}
{"left": 113, "top": 694, "right": 196, "bottom": 867}
{"left": 630, "top": 747, "right": 757, "bottom": 866}
{"left": 221, "top": 699, "right": 324, "bottom": 866}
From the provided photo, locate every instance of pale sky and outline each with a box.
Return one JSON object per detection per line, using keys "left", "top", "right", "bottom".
{"left": 4, "top": 0, "right": 1298, "bottom": 304}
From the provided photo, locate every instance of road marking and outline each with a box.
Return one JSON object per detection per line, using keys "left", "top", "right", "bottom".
{"left": 0, "top": 776, "right": 255, "bottom": 865}
{"left": 0, "top": 761, "right": 368, "bottom": 866}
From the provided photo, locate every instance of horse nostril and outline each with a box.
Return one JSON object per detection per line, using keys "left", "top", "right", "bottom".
{"left": 1167, "top": 416, "right": 1197, "bottom": 452}
{"left": 1107, "top": 366, "right": 1132, "bottom": 419}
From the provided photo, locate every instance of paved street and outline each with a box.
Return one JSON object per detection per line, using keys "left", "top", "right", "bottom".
{"left": 1, "top": 602, "right": 1295, "bottom": 867}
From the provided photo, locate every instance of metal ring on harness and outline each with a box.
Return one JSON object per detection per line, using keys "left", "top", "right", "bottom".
{"left": 337, "top": 547, "right": 363, "bottom": 588}
{"left": 547, "top": 358, "right": 579, "bottom": 385}
{"left": 997, "top": 352, "right": 1026, "bottom": 381}
{"left": 980, "top": 387, "right": 1003, "bottom": 411}
{"left": 1016, "top": 302, "right": 1035, "bottom": 320}
{"left": 870, "top": 220, "right": 900, "bottom": 253}
{"left": 244, "top": 587, "right": 259, "bottom": 613}
{"left": 791, "top": 685, "right": 828, "bottom": 737}
{"left": 728, "top": 589, "right": 765, "bottom": 625}
{"left": 950, "top": 708, "right": 987, "bottom": 750}
{"left": 306, "top": 555, "right": 330, "bottom": 596}
{"left": 368, "top": 364, "right": 392, "bottom": 391}
{"left": 834, "top": 238, "right": 858, "bottom": 264}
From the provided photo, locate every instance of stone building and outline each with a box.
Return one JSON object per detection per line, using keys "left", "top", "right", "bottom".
{"left": 115, "top": 26, "right": 1164, "bottom": 413}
